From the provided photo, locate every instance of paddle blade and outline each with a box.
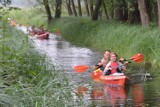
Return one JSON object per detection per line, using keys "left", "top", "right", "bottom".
{"left": 91, "top": 70, "right": 103, "bottom": 80}
{"left": 74, "top": 65, "right": 90, "bottom": 73}
{"left": 131, "top": 53, "right": 144, "bottom": 63}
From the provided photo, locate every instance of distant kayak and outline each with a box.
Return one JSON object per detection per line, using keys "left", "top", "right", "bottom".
{"left": 27, "top": 26, "right": 50, "bottom": 39}
{"left": 35, "top": 32, "right": 50, "bottom": 39}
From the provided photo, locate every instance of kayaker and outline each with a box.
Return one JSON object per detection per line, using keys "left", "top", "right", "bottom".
{"left": 103, "top": 52, "right": 127, "bottom": 75}
{"left": 94, "top": 50, "right": 111, "bottom": 71}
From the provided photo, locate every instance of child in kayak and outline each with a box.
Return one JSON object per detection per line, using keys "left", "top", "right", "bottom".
{"left": 103, "top": 52, "right": 127, "bottom": 75}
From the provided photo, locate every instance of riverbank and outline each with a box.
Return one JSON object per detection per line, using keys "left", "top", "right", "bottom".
{"left": 0, "top": 19, "right": 75, "bottom": 106}
{"left": 7, "top": 8, "right": 160, "bottom": 69}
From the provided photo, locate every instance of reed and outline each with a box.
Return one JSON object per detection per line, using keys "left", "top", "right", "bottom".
{"left": 0, "top": 19, "right": 75, "bottom": 106}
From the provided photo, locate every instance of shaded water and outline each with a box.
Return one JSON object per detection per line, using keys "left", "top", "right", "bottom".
{"left": 18, "top": 26, "right": 160, "bottom": 107}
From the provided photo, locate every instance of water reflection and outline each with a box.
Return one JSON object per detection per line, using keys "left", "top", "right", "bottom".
{"left": 133, "top": 84, "right": 144, "bottom": 106}
{"left": 76, "top": 86, "right": 89, "bottom": 96}
{"left": 32, "top": 35, "right": 101, "bottom": 72}
{"left": 91, "top": 83, "right": 103, "bottom": 100}
{"left": 77, "top": 83, "right": 145, "bottom": 106}
{"left": 90, "top": 82, "right": 128, "bottom": 106}
{"left": 103, "top": 86, "right": 127, "bottom": 106}
{"left": 18, "top": 26, "right": 101, "bottom": 72}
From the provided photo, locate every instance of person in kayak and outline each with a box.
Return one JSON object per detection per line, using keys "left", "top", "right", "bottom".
{"left": 94, "top": 50, "right": 111, "bottom": 71}
{"left": 103, "top": 52, "right": 127, "bottom": 75}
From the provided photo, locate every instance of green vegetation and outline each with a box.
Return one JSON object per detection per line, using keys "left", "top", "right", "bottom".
{"left": 0, "top": 4, "right": 159, "bottom": 106}
{"left": 0, "top": 18, "right": 75, "bottom": 106}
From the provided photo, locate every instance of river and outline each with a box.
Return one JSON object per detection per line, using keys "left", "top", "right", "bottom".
{"left": 18, "top": 26, "right": 160, "bottom": 107}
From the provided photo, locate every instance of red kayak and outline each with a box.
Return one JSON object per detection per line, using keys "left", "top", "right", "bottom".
{"left": 100, "top": 73, "right": 129, "bottom": 86}
{"left": 36, "top": 32, "right": 50, "bottom": 39}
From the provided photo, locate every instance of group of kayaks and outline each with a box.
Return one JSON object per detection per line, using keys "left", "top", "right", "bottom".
{"left": 8, "top": 18, "right": 61, "bottom": 39}
{"left": 74, "top": 53, "right": 144, "bottom": 87}
{"left": 27, "top": 26, "right": 50, "bottom": 39}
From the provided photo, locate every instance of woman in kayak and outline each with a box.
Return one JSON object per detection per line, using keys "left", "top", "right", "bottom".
{"left": 103, "top": 52, "right": 127, "bottom": 75}
{"left": 94, "top": 50, "right": 111, "bottom": 71}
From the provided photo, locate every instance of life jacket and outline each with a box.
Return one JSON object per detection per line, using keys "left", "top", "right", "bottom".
{"left": 110, "top": 61, "right": 119, "bottom": 74}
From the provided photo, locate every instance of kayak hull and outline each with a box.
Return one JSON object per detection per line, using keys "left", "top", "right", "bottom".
{"left": 36, "top": 32, "right": 49, "bottom": 39}
{"left": 100, "top": 75, "right": 129, "bottom": 86}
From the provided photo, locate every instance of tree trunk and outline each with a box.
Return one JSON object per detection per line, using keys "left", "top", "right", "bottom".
{"left": 137, "top": 0, "right": 150, "bottom": 27}
{"left": 114, "top": 0, "right": 128, "bottom": 21}
{"left": 110, "top": 0, "right": 114, "bottom": 19}
{"left": 89, "top": 0, "right": 94, "bottom": 16}
{"left": 43, "top": 0, "right": 52, "bottom": 23}
{"left": 157, "top": 0, "right": 160, "bottom": 27}
{"left": 92, "top": 0, "right": 102, "bottom": 21}
{"left": 71, "top": 0, "right": 77, "bottom": 16}
{"left": 102, "top": 1, "right": 109, "bottom": 19}
{"left": 66, "top": 0, "right": 73, "bottom": 15}
{"left": 77, "top": 0, "right": 82, "bottom": 16}
{"left": 84, "top": 0, "right": 90, "bottom": 16}
{"left": 128, "top": 2, "right": 141, "bottom": 24}
{"left": 55, "top": 0, "right": 62, "bottom": 18}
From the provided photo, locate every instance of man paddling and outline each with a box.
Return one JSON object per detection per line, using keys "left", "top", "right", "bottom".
{"left": 94, "top": 50, "right": 111, "bottom": 71}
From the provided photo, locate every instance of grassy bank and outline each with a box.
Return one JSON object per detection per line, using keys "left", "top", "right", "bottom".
{"left": 0, "top": 18, "right": 75, "bottom": 106}
{"left": 7, "top": 8, "right": 160, "bottom": 68}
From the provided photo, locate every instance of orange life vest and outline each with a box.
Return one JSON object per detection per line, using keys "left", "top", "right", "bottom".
{"left": 110, "top": 61, "right": 119, "bottom": 74}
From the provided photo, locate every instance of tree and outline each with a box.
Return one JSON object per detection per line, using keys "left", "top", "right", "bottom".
{"left": 43, "top": 0, "right": 52, "bottom": 23}
{"left": 89, "top": 0, "right": 94, "bottom": 16}
{"left": 66, "top": 0, "right": 73, "bottom": 15}
{"left": 157, "top": 0, "right": 160, "bottom": 27}
{"left": 137, "top": 0, "right": 150, "bottom": 27}
{"left": 77, "top": 0, "right": 82, "bottom": 16}
{"left": 55, "top": 0, "right": 62, "bottom": 18}
{"left": 114, "top": 0, "right": 128, "bottom": 21}
{"left": 102, "top": 0, "right": 109, "bottom": 19}
{"left": 92, "top": 0, "right": 102, "bottom": 20}
{"left": 84, "top": 0, "right": 90, "bottom": 16}
{"left": 71, "top": 0, "right": 77, "bottom": 16}
{"left": 127, "top": 1, "right": 141, "bottom": 24}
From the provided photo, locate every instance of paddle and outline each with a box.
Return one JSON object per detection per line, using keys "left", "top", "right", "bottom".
{"left": 128, "top": 53, "right": 144, "bottom": 63}
{"left": 74, "top": 53, "right": 144, "bottom": 73}
{"left": 73, "top": 65, "right": 94, "bottom": 73}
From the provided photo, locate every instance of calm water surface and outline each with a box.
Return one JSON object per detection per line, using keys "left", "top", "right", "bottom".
{"left": 19, "top": 26, "right": 160, "bottom": 107}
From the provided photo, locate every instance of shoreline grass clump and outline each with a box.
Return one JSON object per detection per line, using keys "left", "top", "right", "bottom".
{"left": 0, "top": 19, "right": 75, "bottom": 106}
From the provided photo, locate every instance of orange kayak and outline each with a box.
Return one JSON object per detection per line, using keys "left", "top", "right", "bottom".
{"left": 100, "top": 74, "right": 129, "bottom": 86}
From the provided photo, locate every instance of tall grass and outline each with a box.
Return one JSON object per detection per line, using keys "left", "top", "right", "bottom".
{"left": 0, "top": 18, "right": 75, "bottom": 106}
